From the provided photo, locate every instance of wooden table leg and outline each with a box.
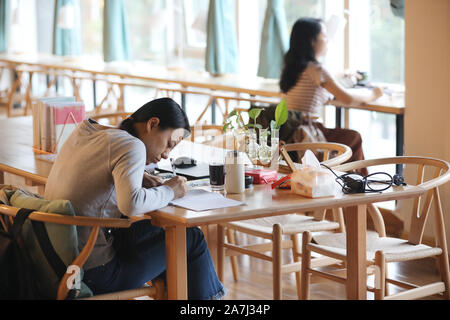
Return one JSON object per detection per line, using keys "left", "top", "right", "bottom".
{"left": 165, "top": 224, "right": 188, "bottom": 300}
{"left": 217, "top": 224, "right": 225, "bottom": 282}
{"left": 344, "top": 204, "right": 367, "bottom": 300}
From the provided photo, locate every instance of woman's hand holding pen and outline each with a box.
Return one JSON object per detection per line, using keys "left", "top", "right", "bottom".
{"left": 164, "top": 176, "right": 187, "bottom": 199}
{"left": 143, "top": 171, "right": 187, "bottom": 199}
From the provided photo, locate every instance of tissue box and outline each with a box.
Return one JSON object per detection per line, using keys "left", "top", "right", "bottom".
{"left": 290, "top": 166, "right": 335, "bottom": 198}
{"left": 245, "top": 168, "right": 278, "bottom": 184}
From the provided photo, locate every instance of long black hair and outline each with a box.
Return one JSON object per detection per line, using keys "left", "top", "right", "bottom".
{"left": 279, "top": 17, "right": 323, "bottom": 93}
{"left": 120, "top": 97, "right": 190, "bottom": 138}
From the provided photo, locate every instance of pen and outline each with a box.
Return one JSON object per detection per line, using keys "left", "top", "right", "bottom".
{"left": 170, "top": 158, "right": 177, "bottom": 176}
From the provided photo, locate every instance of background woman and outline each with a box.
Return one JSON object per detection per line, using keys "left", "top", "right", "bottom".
{"left": 45, "top": 98, "right": 226, "bottom": 299}
{"left": 260, "top": 17, "right": 383, "bottom": 174}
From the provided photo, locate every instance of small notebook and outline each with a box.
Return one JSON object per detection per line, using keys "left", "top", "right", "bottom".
{"left": 170, "top": 189, "right": 245, "bottom": 212}
{"left": 157, "top": 161, "right": 210, "bottom": 179}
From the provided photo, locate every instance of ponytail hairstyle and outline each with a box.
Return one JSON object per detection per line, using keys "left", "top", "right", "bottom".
{"left": 279, "top": 17, "right": 323, "bottom": 93}
{"left": 120, "top": 98, "right": 190, "bottom": 138}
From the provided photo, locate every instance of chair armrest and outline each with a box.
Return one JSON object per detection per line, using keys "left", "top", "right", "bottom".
{"left": 0, "top": 204, "right": 132, "bottom": 228}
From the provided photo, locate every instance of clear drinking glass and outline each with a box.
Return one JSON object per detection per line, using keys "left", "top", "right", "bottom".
{"left": 246, "top": 128, "right": 259, "bottom": 164}
{"left": 258, "top": 128, "right": 272, "bottom": 165}
{"left": 271, "top": 128, "right": 280, "bottom": 160}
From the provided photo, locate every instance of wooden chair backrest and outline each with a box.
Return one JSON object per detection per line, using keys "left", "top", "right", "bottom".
{"left": 189, "top": 125, "right": 224, "bottom": 144}
{"left": 0, "top": 204, "right": 131, "bottom": 300}
{"left": 333, "top": 156, "right": 450, "bottom": 245}
{"left": 89, "top": 112, "right": 132, "bottom": 126}
{"left": 280, "top": 142, "right": 352, "bottom": 172}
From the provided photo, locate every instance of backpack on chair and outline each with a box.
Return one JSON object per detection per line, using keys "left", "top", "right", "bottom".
{"left": 0, "top": 208, "right": 41, "bottom": 299}
{"left": 0, "top": 205, "right": 84, "bottom": 300}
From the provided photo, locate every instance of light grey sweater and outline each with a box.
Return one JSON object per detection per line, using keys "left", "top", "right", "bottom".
{"left": 45, "top": 119, "right": 174, "bottom": 270}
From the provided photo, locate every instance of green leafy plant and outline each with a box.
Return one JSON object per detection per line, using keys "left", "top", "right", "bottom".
{"left": 270, "top": 99, "right": 288, "bottom": 130}
{"left": 222, "top": 108, "right": 264, "bottom": 133}
{"left": 222, "top": 109, "right": 245, "bottom": 133}
{"left": 247, "top": 108, "right": 263, "bottom": 130}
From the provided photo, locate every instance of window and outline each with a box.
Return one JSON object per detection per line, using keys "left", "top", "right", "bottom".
{"left": 79, "top": 0, "right": 103, "bottom": 57}
{"left": 183, "top": 0, "right": 208, "bottom": 49}
{"left": 9, "top": 0, "right": 38, "bottom": 53}
{"left": 124, "top": 0, "right": 208, "bottom": 68}
{"left": 368, "top": 0, "right": 404, "bottom": 84}
{"left": 284, "top": 0, "right": 325, "bottom": 31}
{"left": 349, "top": 0, "right": 404, "bottom": 85}
{"left": 125, "top": 0, "right": 166, "bottom": 62}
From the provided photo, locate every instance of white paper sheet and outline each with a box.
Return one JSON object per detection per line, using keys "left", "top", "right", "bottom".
{"left": 170, "top": 189, "right": 245, "bottom": 212}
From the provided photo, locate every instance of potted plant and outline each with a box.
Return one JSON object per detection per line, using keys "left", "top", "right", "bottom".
{"left": 222, "top": 100, "right": 288, "bottom": 165}
{"left": 270, "top": 99, "right": 288, "bottom": 155}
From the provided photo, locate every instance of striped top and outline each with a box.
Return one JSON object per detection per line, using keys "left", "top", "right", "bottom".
{"left": 285, "top": 62, "right": 333, "bottom": 118}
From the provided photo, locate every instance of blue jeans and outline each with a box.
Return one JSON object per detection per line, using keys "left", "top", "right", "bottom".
{"left": 83, "top": 220, "right": 226, "bottom": 300}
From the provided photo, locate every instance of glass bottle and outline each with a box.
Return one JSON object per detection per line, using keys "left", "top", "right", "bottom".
{"left": 271, "top": 128, "right": 280, "bottom": 158}
{"left": 246, "top": 128, "right": 259, "bottom": 164}
{"left": 258, "top": 128, "right": 271, "bottom": 165}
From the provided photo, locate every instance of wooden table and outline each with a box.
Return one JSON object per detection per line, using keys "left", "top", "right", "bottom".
{"left": 0, "top": 116, "right": 51, "bottom": 192}
{"left": 147, "top": 171, "right": 422, "bottom": 300}
{"left": 0, "top": 116, "right": 423, "bottom": 300}
{"left": 143, "top": 140, "right": 423, "bottom": 300}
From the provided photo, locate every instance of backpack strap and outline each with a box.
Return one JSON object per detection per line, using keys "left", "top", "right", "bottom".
{"left": 31, "top": 220, "right": 80, "bottom": 300}
{"left": 0, "top": 208, "right": 35, "bottom": 266}
{"left": 4, "top": 207, "right": 78, "bottom": 299}
{"left": 9, "top": 208, "right": 35, "bottom": 239}
{"left": 31, "top": 220, "right": 67, "bottom": 280}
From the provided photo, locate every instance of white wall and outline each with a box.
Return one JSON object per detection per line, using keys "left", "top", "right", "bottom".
{"left": 397, "top": 0, "right": 450, "bottom": 246}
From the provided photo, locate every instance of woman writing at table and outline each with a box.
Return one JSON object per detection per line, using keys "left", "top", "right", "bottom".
{"left": 45, "top": 98, "right": 226, "bottom": 300}
{"left": 260, "top": 18, "right": 383, "bottom": 174}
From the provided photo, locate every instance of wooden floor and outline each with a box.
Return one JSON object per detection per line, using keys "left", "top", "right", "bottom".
{"left": 206, "top": 226, "right": 445, "bottom": 300}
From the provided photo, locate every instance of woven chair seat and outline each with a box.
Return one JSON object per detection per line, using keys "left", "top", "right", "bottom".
{"left": 224, "top": 214, "right": 340, "bottom": 236}
{"left": 311, "top": 232, "right": 443, "bottom": 263}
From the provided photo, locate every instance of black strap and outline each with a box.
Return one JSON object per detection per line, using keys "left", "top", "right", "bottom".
{"left": 10, "top": 208, "right": 35, "bottom": 239}
{"left": 3, "top": 206, "right": 76, "bottom": 299}
{"left": 31, "top": 220, "right": 67, "bottom": 279}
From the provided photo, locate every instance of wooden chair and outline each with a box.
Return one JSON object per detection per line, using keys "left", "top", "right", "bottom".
{"left": 300, "top": 156, "right": 450, "bottom": 300}
{"left": 93, "top": 78, "right": 212, "bottom": 116}
{"left": 196, "top": 94, "right": 280, "bottom": 123}
{"left": 154, "top": 85, "right": 211, "bottom": 102}
{"left": 217, "top": 142, "right": 353, "bottom": 299}
{"left": 279, "top": 142, "right": 353, "bottom": 172}
{"left": 88, "top": 114, "right": 224, "bottom": 145}
{"left": 0, "top": 62, "right": 12, "bottom": 105}
{"left": 6, "top": 65, "right": 44, "bottom": 117}
{"left": 189, "top": 124, "right": 224, "bottom": 145}
{"left": 42, "top": 69, "right": 95, "bottom": 102}
{"left": 89, "top": 111, "right": 132, "bottom": 126}
{"left": 0, "top": 204, "right": 165, "bottom": 300}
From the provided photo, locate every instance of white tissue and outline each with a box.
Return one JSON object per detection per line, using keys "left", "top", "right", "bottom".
{"left": 302, "top": 149, "right": 321, "bottom": 168}
{"left": 291, "top": 150, "right": 336, "bottom": 198}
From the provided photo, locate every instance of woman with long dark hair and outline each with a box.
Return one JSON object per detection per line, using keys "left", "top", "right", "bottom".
{"left": 45, "top": 97, "right": 226, "bottom": 299}
{"left": 263, "top": 18, "right": 382, "bottom": 173}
